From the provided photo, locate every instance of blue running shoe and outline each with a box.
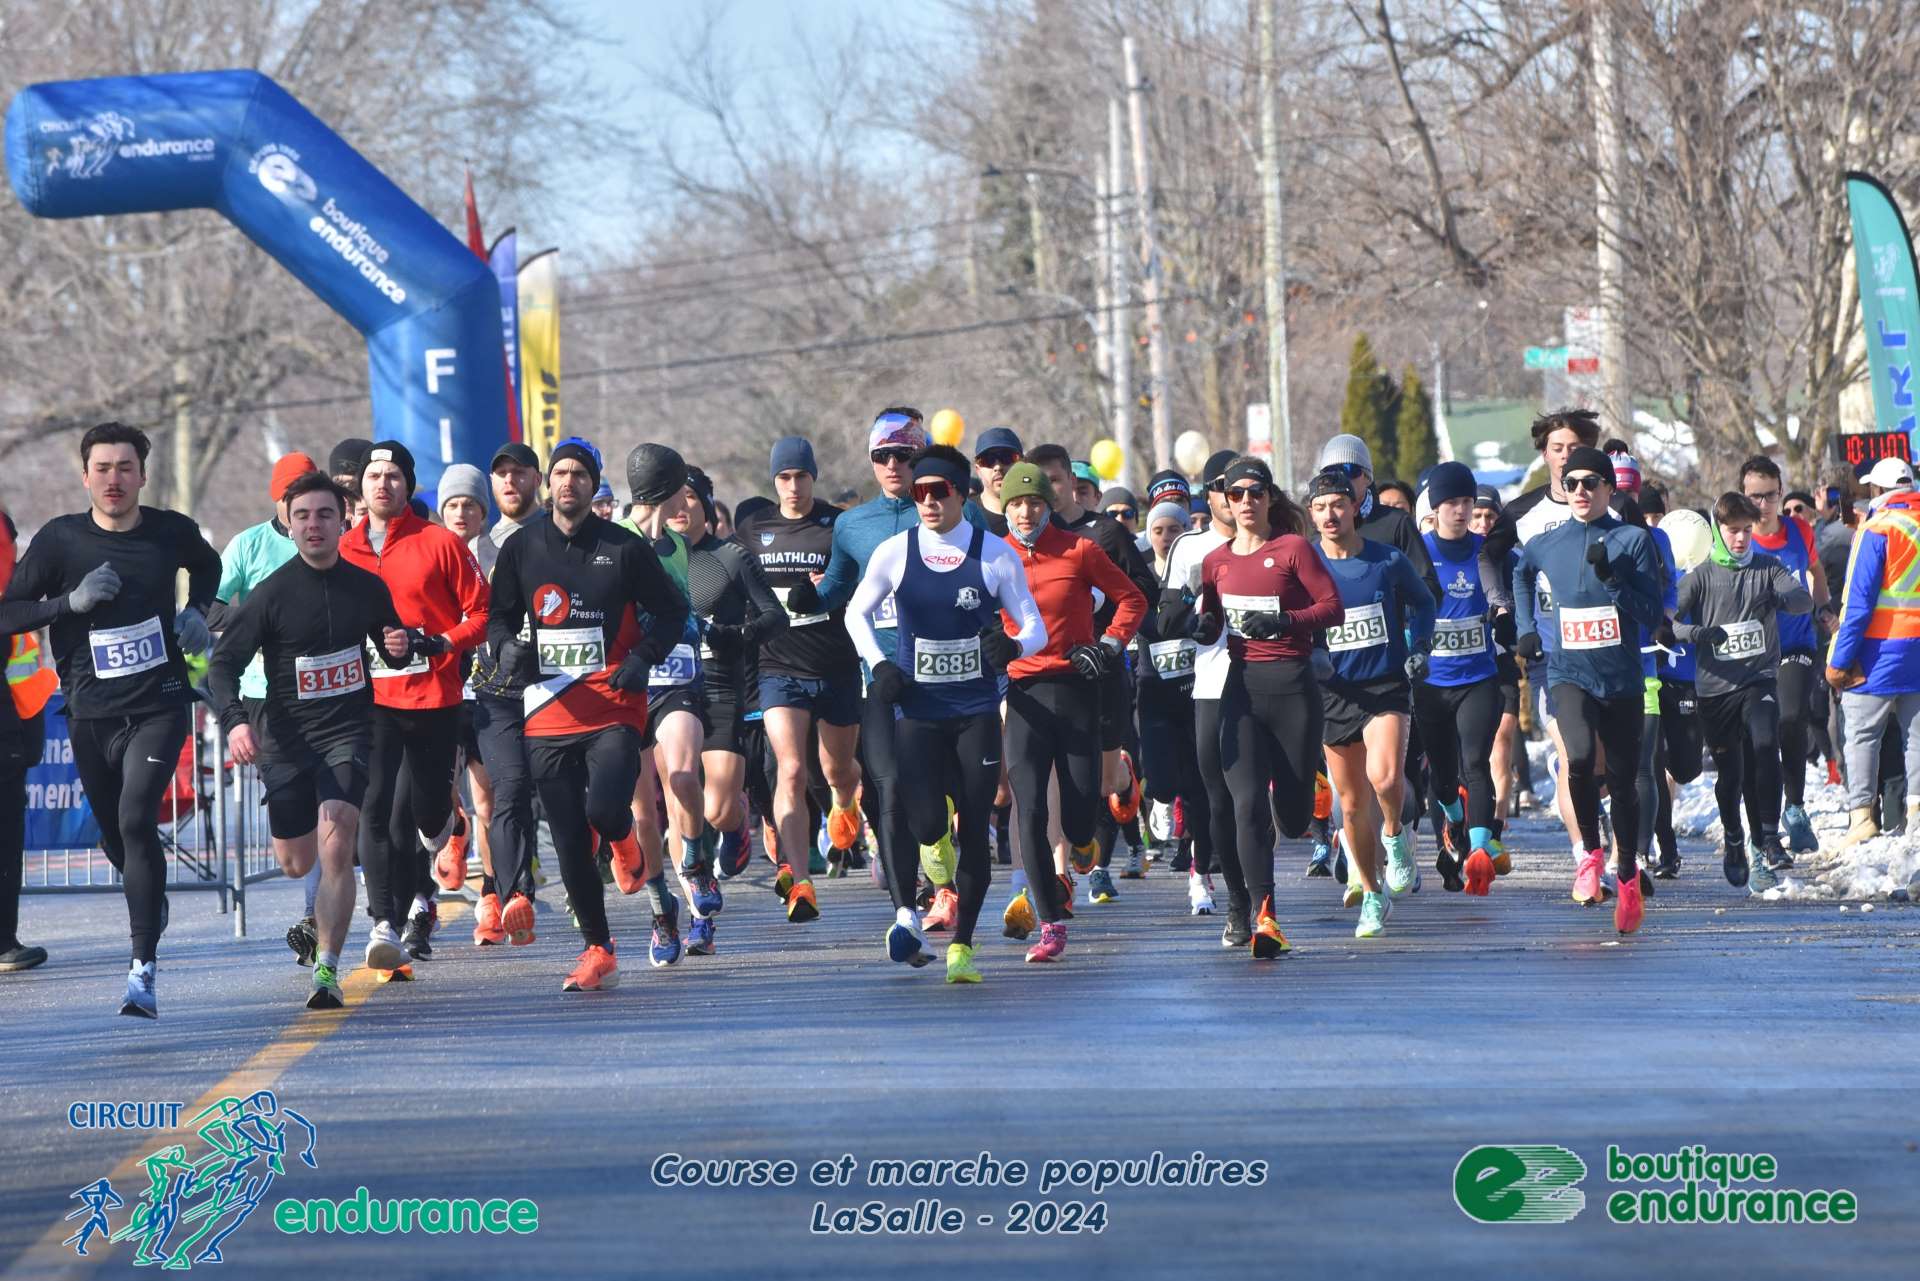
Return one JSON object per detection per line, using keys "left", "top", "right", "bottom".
{"left": 687, "top": 866, "right": 724, "bottom": 918}
{"left": 887, "top": 918, "right": 932, "bottom": 967}
{"left": 1333, "top": 833, "right": 1349, "bottom": 885}
{"left": 685, "top": 915, "right": 716, "bottom": 955}
{"left": 1089, "top": 867, "right": 1118, "bottom": 904}
{"left": 1308, "top": 838, "right": 1333, "bottom": 877}
{"left": 650, "top": 899, "right": 683, "bottom": 968}
{"left": 120, "top": 962, "right": 157, "bottom": 1019}
{"left": 715, "top": 825, "right": 752, "bottom": 879}
{"left": 1781, "top": 805, "right": 1817, "bottom": 855}
{"left": 1749, "top": 841, "right": 1780, "bottom": 895}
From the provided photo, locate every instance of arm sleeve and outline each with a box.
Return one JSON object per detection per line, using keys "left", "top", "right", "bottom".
{"left": 1771, "top": 560, "right": 1814, "bottom": 615}
{"left": 846, "top": 537, "right": 907, "bottom": 669}
{"left": 1671, "top": 570, "right": 1705, "bottom": 641}
{"left": 1478, "top": 549, "right": 1514, "bottom": 611}
{"left": 439, "top": 541, "right": 492, "bottom": 651}
{"left": 207, "top": 590, "right": 264, "bottom": 733}
{"left": 179, "top": 516, "right": 223, "bottom": 613}
{"left": 736, "top": 548, "right": 789, "bottom": 643}
{"left": 814, "top": 515, "right": 862, "bottom": 612}
{"left": 1607, "top": 529, "right": 1665, "bottom": 630}
{"left": 1829, "top": 529, "right": 1884, "bottom": 671}
{"left": 1395, "top": 553, "right": 1437, "bottom": 651}
{"left": 1286, "top": 539, "right": 1345, "bottom": 633}
{"left": 486, "top": 540, "right": 525, "bottom": 657}
{"left": 985, "top": 542, "right": 1047, "bottom": 657}
{"left": 1084, "top": 539, "right": 1148, "bottom": 645}
{"left": 0, "top": 530, "right": 70, "bottom": 636}
{"left": 1512, "top": 546, "right": 1537, "bottom": 641}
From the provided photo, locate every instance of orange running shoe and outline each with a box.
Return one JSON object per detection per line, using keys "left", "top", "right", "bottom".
{"left": 1462, "top": 849, "right": 1496, "bottom": 897}
{"left": 502, "top": 893, "right": 536, "bottom": 946}
{"left": 922, "top": 886, "right": 959, "bottom": 931}
{"left": 562, "top": 944, "right": 619, "bottom": 992}
{"left": 1069, "top": 839, "right": 1100, "bottom": 875}
{"left": 434, "top": 815, "right": 470, "bottom": 890}
{"left": 826, "top": 803, "right": 862, "bottom": 852}
{"left": 1312, "top": 772, "right": 1333, "bottom": 822}
{"left": 774, "top": 862, "right": 795, "bottom": 902}
{"left": 786, "top": 880, "right": 820, "bottom": 923}
{"left": 1251, "top": 895, "right": 1291, "bottom": 959}
{"left": 376, "top": 964, "right": 414, "bottom": 983}
{"left": 610, "top": 833, "right": 646, "bottom": 896}
{"left": 472, "top": 892, "right": 506, "bottom": 946}
{"left": 1108, "top": 750, "right": 1141, "bottom": 823}
{"left": 1826, "top": 758, "right": 1842, "bottom": 787}
{"left": 762, "top": 821, "right": 781, "bottom": 865}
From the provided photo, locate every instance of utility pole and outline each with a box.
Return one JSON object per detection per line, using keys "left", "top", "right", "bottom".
{"left": 1257, "top": 0, "right": 1293, "bottom": 488}
{"left": 167, "top": 261, "right": 194, "bottom": 520}
{"left": 1093, "top": 167, "right": 1113, "bottom": 427}
{"left": 1124, "top": 36, "right": 1172, "bottom": 471}
{"left": 1592, "top": 0, "right": 1631, "bottom": 441}
{"left": 1108, "top": 96, "right": 1134, "bottom": 481}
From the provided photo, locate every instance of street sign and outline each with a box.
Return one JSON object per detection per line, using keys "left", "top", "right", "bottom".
{"left": 1566, "top": 356, "right": 1599, "bottom": 375}
{"left": 1524, "top": 346, "right": 1569, "bottom": 370}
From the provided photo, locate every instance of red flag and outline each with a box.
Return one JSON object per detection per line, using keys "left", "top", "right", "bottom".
{"left": 463, "top": 167, "right": 486, "bottom": 259}
{"left": 463, "top": 167, "right": 524, "bottom": 443}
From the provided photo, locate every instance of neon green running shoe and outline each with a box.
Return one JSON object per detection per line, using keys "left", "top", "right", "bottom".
{"left": 306, "top": 962, "right": 344, "bottom": 1010}
{"left": 945, "top": 943, "right": 982, "bottom": 984}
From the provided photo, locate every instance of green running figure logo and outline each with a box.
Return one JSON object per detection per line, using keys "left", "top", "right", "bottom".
{"left": 1454, "top": 1145, "right": 1587, "bottom": 1224}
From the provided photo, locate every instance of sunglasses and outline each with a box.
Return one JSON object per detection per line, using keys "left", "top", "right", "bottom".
{"left": 1333, "top": 462, "right": 1367, "bottom": 480}
{"left": 1785, "top": 503, "right": 1811, "bottom": 518}
{"left": 1226, "top": 484, "right": 1268, "bottom": 502}
{"left": 871, "top": 448, "right": 915, "bottom": 466}
{"left": 1563, "top": 474, "right": 1608, "bottom": 492}
{"left": 911, "top": 480, "right": 954, "bottom": 503}
{"left": 975, "top": 449, "right": 1019, "bottom": 468}
{"left": 1107, "top": 506, "right": 1138, "bottom": 520}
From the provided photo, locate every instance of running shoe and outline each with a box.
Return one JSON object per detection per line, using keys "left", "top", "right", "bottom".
{"left": 922, "top": 828, "right": 959, "bottom": 884}
{"left": 1762, "top": 837, "right": 1795, "bottom": 872}
{"left": 402, "top": 910, "right": 435, "bottom": 961}
{"left": 1002, "top": 888, "right": 1036, "bottom": 940}
{"left": 473, "top": 894, "right": 506, "bottom": 946}
{"left": 1332, "top": 832, "right": 1349, "bottom": 884}
{"left": 376, "top": 963, "right": 414, "bottom": 983}
{"left": 364, "top": 921, "right": 407, "bottom": 972}
{"left": 826, "top": 848, "right": 848, "bottom": 879}
{"left": 845, "top": 839, "right": 869, "bottom": 870}
{"left": 1089, "top": 868, "right": 1118, "bottom": 904}
{"left": 1383, "top": 830, "right": 1418, "bottom": 897}
{"left": 563, "top": 945, "right": 619, "bottom": 992}
{"left": 1781, "top": 804, "right": 1818, "bottom": 855}
{"left": 923, "top": 886, "right": 959, "bottom": 931}
{"left": 1355, "top": 891, "right": 1390, "bottom": 939}
{"left": 1653, "top": 848, "right": 1681, "bottom": 880}
{"left": 687, "top": 866, "right": 724, "bottom": 919}
{"left": 762, "top": 820, "right": 781, "bottom": 865}
{"left": 1515, "top": 788, "right": 1536, "bottom": 813}
{"left": 1056, "top": 874, "right": 1076, "bottom": 919}
{"left": 1188, "top": 872, "right": 1216, "bottom": 916}
{"left": 1343, "top": 872, "right": 1366, "bottom": 909}
{"left": 1109, "top": 750, "right": 1141, "bottom": 823}
{"left": 306, "top": 963, "right": 344, "bottom": 1010}
{"left": 1492, "top": 844, "right": 1513, "bottom": 876}
{"left": 1251, "top": 896, "right": 1290, "bottom": 959}
{"left": 1463, "top": 848, "right": 1496, "bottom": 897}
{"left": 1614, "top": 872, "right": 1645, "bottom": 934}
{"left": 286, "top": 915, "right": 318, "bottom": 967}
{"left": 1025, "top": 922, "right": 1067, "bottom": 963}
{"left": 0, "top": 944, "right": 48, "bottom": 972}
{"left": 1572, "top": 850, "right": 1606, "bottom": 905}
{"left": 686, "top": 915, "right": 716, "bottom": 955}
{"left": 434, "top": 824, "right": 468, "bottom": 891}
{"left": 945, "top": 942, "right": 982, "bottom": 984}
{"left": 120, "top": 962, "right": 157, "bottom": 1019}
{"left": 1120, "top": 843, "right": 1146, "bottom": 879}
{"left": 502, "top": 893, "right": 536, "bottom": 946}
{"left": 1722, "top": 837, "right": 1750, "bottom": 889}
{"left": 774, "top": 862, "right": 795, "bottom": 902}
{"left": 1436, "top": 844, "right": 1464, "bottom": 893}
{"left": 786, "top": 880, "right": 820, "bottom": 923}
{"left": 1170, "top": 842, "right": 1192, "bottom": 874}
{"left": 809, "top": 847, "right": 829, "bottom": 877}
{"left": 610, "top": 834, "right": 646, "bottom": 896}
{"left": 1220, "top": 903, "right": 1252, "bottom": 948}
{"left": 826, "top": 802, "right": 862, "bottom": 852}
{"left": 715, "top": 825, "right": 752, "bottom": 879}
{"left": 650, "top": 900, "right": 684, "bottom": 967}
{"left": 1307, "top": 835, "right": 1333, "bottom": 877}
{"left": 1749, "top": 844, "right": 1780, "bottom": 895}
{"left": 1069, "top": 838, "right": 1099, "bottom": 876}
{"left": 1826, "top": 758, "right": 1842, "bottom": 787}
{"left": 887, "top": 917, "right": 933, "bottom": 967}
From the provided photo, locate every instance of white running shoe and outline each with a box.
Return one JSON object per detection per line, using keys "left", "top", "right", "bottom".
{"left": 1383, "top": 830, "right": 1418, "bottom": 896}
{"left": 365, "top": 921, "right": 407, "bottom": 971}
{"left": 1122, "top": 843, "right": 1146, "bottom": 878}
{"left": 1187, "top": 872, "right": 1215, "bottom": 915}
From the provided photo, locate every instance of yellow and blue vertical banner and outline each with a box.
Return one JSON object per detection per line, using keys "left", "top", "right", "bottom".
{"left": 517, "top": 247, "right": 561, "bottom": 465}
{"left": 1846, "top": 172, "right": 1920, "bottom": 449}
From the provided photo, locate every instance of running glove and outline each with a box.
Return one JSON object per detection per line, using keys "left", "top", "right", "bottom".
{"left": 868, "top": 660, "right": 909, "bottom": 704}
{"left": 1187, "top": 609, "right": 1223, "bottom": 646}
{"left": 173, "top": 606, "right": 211, "bottom": 655}
{"left": 1694, "top": 624, "right": 1728, "bottom": 650}
{"left": 1067, "top": 643, "right": 1110, "bottom": 680}
{"left": 1492, "top": 611, "right": 1517, "bottom": 649}
{"left": 1516, "top": 632, "right": 1545, "bottom": 663}
{"left": 1586, "top": 542, "right": 1613, "bottom": 580}
{"left": 1239, "top": 610, "right": 1290, "bottom": 640}
{"left": 407, "top": 630, "right": 450, "bottom": 660}
{"left": 494, "top": 636, "right": 532, "bottom": 678}
{"left": 703, "top": 622, "right": 743, "bottom": 659}
{"left": 1653, "top": 620, "right": 1678, "bottom": 649}
{"left": 979, "top": 620, "right": 1022, "bottom": 671}
{"left": 1403, "top": 651, "right": 1429, "bottom": 682}
{"left": 609, "top": 651, "right": 653, "bottom": 693}
{"left": 66, "top": 562, "right": 121, "bottom": 614}
{"left": 784, "top": 578, "right": 822, "bottom": 616}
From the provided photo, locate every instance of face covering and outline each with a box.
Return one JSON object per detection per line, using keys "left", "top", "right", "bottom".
{"left": 1710, "top": 517, "right": 1752, "bottom": 568}
{"left": 1012, "top": 521, "right": 1042, "bottom": 547}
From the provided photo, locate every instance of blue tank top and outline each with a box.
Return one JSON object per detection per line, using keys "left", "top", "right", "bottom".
{"left": 1423, "top": 531, "right": 1497, "bottom": 687}
{"left": 1759, "top": 518, "right": 1816, "bottom": 654}
{"left": 894, "top": 524, "right": 1000, "bottom": 719}
{"left": 1314, "top": 539, "right": 1426, "bottom": 686}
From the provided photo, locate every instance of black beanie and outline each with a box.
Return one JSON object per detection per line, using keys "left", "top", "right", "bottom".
{"left": 1561, "top": 446, "right": 1616, "bottom": 487}
{"left": 1425, "top": 460, "right": 1476, "bottom": 506}
{"left": 330, "top": 437, "right": 373, "bottom": 480}
{"left": 363, "top": 440, "right": 416, "bottom": 494}
{"left": 550, "top": 441, "right": 603, "bottom": 489}
{"left": 625, "top": 443, "right": 686, "bottom": 505}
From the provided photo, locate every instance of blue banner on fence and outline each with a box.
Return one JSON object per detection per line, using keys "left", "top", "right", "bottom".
{"left": 25, "top": 695, "right": 101, "bottom": 850}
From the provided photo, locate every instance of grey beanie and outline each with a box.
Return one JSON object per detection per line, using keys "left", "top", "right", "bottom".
{"left": 1317, "top": 433, "right": 1374, "bottom": 475}
{"left": 437, "top": 463, "right": 488, "bottom": 515}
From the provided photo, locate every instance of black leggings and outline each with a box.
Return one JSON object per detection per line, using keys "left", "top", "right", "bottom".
{"left": 857, "top": 690, "right": 916, "bottom": 910}
{"left": 1138, "top": 673, "right": 1211, "bottom": 873}
{"left": 1218, "top": 659, "right": 1322, "bottom": 908}
{"left": 896, "top": 709, "right": 1001, "bottom": 945}
{"left": 530, "top": 727, "right": 643, "bottom": 950}
{"left": 1005, "top": 676, "right": 1102, "bottom": 924}
{"left": 1551, "top": 684, "right": 1643, "bottom": 871}
{"left": 1776, "top": 654, "right": 1815, "bottom": 807}
{"left": 362, "top": 704, "right": 460, "bottom": 931}
{"left": 472, "top": 693, "right": 537, "bottom": 899}
{"left": 69, "top": 708, "right": 190, "bottom": 964}
{"left": 1701, "top": 682, "right": 1781, "bottom": 844}
{"left": 0, "top": 710, "right": 47, "bottom": 950}
{"left": 1413, "top": 678, "right": 1500, "bottom": 832}
{"left": 1194, "top": 698, "right": 1243, "bottom": 909}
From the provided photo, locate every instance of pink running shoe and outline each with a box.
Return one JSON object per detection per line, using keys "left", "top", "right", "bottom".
{"left": 1571, "top": 850, "right": 1605, "bottom": 906}
{"left": 1614, "top": 871, "right": 1644, "bottom": 934}
{"left": 1025, "top": 921, "right": 1067, "bottom": 963}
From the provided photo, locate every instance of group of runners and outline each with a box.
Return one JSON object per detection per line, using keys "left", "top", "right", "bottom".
{"left": 0, "top": 402, "right": 1881, "bottom": 1014}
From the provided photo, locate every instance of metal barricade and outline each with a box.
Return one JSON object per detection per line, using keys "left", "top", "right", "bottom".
{"left": 214, "top": 717, "right": 287, "bottom": 938}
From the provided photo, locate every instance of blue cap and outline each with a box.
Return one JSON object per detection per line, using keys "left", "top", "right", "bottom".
{"left": 973, "top": 426, "right": 1023, "bottom": 458}
{"left": 1072, "top": 461, "right": 1100, "bottom": 485}
{"left": 593, "top": 480, "right": 614, "bottom": 503}
{"left": 769, "top": 436, "right": 818, "bottom": 480}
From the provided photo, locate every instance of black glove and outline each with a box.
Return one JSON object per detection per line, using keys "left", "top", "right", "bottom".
{"left": 1239, "top": 610, "right": 1291, "bottom": 640}
{"left": 640, "top": 631, "right": 678, "bottom": 667}
{"left": 609, "top": 651, "right": 653, "bottom": 693}
{"left": 1696, "top": 624, "right": 1728, "bottom": 650}
{"left": 1653, "top": 620, "right": 1678, "bottom": 649}
{"left": 1516, "top": 632, "right": 1545, "bottom": 663}
{"left": 703, "top": 622, "right": 743, "bottom": 659}
{"left": 784, "top": 578, "right": 822, "bottom": 616}
{"left": 1404, "top": 651, "right": 1430, "bottom": 682}
{"left": 1067, "top": 643, "right": 1110, "bottom": 680}
{"left": 868, "top": 660, "right": 909, "bottom": 705}
{"left": 1492, "top": 611, "right": 1517, "bottom": 649}
{"left": 979, "top": 620, "right": 1022, "bottom": 672}
{"left": 1586, "top": 541, "right": 1613, "bottom": 581}
{"left": 1188, "top": 609, "right": 1223, "bottom": 646}
{"left": 494, "top": 636, "right": 531, "bottom": 677}
{"left": 407, "top": 629, "right": 451, "bottom": 660}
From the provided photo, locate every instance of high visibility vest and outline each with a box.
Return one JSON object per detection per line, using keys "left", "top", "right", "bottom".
{"left": 7, "top": 631, "right": 55, "bottom": 718}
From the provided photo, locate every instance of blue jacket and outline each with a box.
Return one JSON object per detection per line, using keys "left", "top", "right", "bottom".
{"left": 1829, "top": 490, "right": 1920, "bottom": 696}
{"left": 1513, "top": 514, "right": 1662, "bottom": 701}
{"left": 816, "top": 493, "right": 919, "bottom": 667}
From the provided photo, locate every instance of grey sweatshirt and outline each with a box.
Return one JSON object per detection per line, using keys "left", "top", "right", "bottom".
{"left": 1673, "top": 554, "right": 1813, "bottom": 698}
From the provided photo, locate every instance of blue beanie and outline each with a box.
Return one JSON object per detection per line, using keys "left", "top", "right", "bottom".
{"left": 1424, "top": 461, "right": 1477, "bottom": 506}
{"left": 769, "top": 436, "right": 818, "bottom": 479}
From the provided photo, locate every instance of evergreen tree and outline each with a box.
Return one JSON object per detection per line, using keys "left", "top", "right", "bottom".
{"left": 1339, "top": 334, "right": 1397, "bottom": 474}
{"left": 1395, "top": 366, "right": 1439, "bottom": 480}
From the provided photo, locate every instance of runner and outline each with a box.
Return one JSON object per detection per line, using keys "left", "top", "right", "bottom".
{"left": 1471, "top": 485, "right": 1526, "bottom": 852}
{"left": 1306, "top": 468, "right": 1436, "bottom": 936}
{"left": 1189, "top": 458, "right": 1343, "bottom": 958}
{"left": 1511, "top": 445, "right": 1664, "bottom": 934}
{"left": 433, "top": 464, "right": 499, "bottom": 931}
{"left": 1416, "top": 462, "right": 1509, "bottom": 896}
{"left": 208, "top": 473, "right": 411, "bottom": 1009}
{"left": 486, "top": 440, "right": 690, "bottom": 992}
{"left": 964, "top": 426, "right": 1023, "bottom": 537}
{"left": 992, "top": 463, "right": 1145, "bottom": 961}
{"left": 0, "top": 502, "right": 56, "bottom": 974}
{"left": 734, "top": 436, "right": 861, "bottom": 922}
{"left": 846, "top": 444, "right": 1046, "bottom": 982}
{"left": 0, "top": 422, "right": 222, "bottom": 1016}
{"left": 338, "top": 442, "right": 490, "bottom": 975}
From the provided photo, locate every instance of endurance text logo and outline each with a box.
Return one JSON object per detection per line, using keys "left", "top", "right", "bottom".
{"left": 1453, "top": 1145, "right": 1587, "bottom": 1224}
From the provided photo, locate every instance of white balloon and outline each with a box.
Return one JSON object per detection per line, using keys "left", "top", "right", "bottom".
{"left": 1174, "top": 430, "right": 1210, "bottom": 476}
{"left": 1660, "top": 508, "right": 1713, "bottom": 571}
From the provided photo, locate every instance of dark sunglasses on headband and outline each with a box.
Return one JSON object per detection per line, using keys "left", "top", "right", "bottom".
{"left": 1564, "top": 473, "right": 1608, "bottom": 493}
{"left": 975, "top": 449, "right": 1019, "bottom": 469}
{"left": 871, "top": 448, "right": 915, "bottom": 466}
{"left": 911, "top": 479, "right": 954, "bottom": 502}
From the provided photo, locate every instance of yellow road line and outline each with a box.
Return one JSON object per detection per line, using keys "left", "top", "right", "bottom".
{"left": 4, "top": 902, "right": 470, "bottom": 1280}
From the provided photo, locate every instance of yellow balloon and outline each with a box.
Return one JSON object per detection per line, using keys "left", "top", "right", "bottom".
{"left": 931, "top": 409, "right": 966, "bottom": 447}
{"left": 1089, "top": 439, "right": 1124, "bottom": 480}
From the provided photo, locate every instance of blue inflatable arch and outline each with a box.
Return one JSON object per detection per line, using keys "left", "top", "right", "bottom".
{"left": 4, "top": 69, "right": 506, "bottom": 497}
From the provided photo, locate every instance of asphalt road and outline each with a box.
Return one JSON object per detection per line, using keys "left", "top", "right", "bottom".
{"left": 2, "top": 815, "right": 1916, "bottom": 1279}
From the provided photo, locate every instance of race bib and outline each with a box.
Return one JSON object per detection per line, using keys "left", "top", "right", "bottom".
{"left": 538, "top": 625, "right": 606, "bottom": 677}
{"left": 1326, "top": 602, "right": 1389, "bottom": 654}
{"left": 775, "top": 585, "right": 828, "bottom": 628}
{"left": 648, "top": 642, "right": 699, "bottom": 687}
{"left": 1714, "top": 618, "right": 1766, "bottom": 660}
{"left": 913, "top": 634, "right": 982, "bottom": 684}
{"left": 1222, "top": 593, "right": 1281, "bottom": 640}
{"left": 368, "top": 642, "right": 429, "bottom": 678}
{"left": 295, "top": 645, "right": 367, "bottom": 700}
{"left": 1535, "top": 575, "right": 1556, "bottom": 615}
{"left": 88, "top": 616, "right": 167, "bottom": 679}
{"left": 873, "top": 593, "right": 899, "bottom": 631}
{"left": 1432, "top": 616, "right": 1488, "bottom": 656}
{"left": 1147, "top": 638, "right": 1196, "bottom": 679}
{"left": 1558, "top": 604, "right": 1621, "bottom": 650}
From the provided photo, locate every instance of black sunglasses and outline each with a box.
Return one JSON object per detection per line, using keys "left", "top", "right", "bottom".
{"left": 1226, "top": 484, "right": 1268, "bottom": 502}
{"left": 1564, "top": 474, "right": 1608, "bottom": 493}
{"left": 1785, "top": 502, "right": 1811, "bottom": 517}
{"left": 871, "top": 448, "right": 915, "bottom": 466}
{"left": 975, "top": 449, "right": 1019, "bottom": 468}
{"left": 1107, "top": 506, "right": 1138, "bottom": 520}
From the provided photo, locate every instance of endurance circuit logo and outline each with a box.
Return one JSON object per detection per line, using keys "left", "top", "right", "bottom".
{"left": 40, "top": 111, "right": 216, "bottom": 181}
{"left": 1454, "top": 1145, "right": 1587, "bottom": 1224}
{"left": 1455, "top": 1144, "right": 1860, "bottom": 1227}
